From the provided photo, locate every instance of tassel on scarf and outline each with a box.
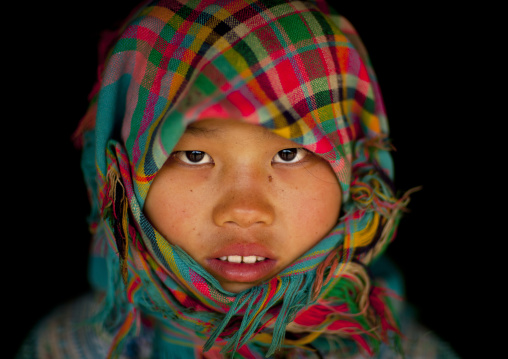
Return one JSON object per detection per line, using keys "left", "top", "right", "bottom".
{"left": 97, "top": 168, "right": 147, "bottom": 359}
{"left": 201, "top": 271, "right": 316, "bottom": 357}
{"left": 287, "top": 262, "right": 402, "bottom": 356}
{"left": 103, "top": 169, "right": 130, "bottom": 285}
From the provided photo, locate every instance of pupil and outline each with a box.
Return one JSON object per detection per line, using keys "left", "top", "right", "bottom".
{"left": 279, "top": 149, "right": 297, "bottom": 161}
{"left": 186, "top": 151, "right": 205, "bottom": 162}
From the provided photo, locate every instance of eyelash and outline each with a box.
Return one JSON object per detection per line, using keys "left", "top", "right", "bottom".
{"left": 171, "top": 148, "right": 309, "bottom": 166}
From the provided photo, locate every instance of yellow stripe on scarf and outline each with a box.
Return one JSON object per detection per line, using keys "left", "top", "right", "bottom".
{"left": 345, "top": 211, "right": 380, "bottom": 249}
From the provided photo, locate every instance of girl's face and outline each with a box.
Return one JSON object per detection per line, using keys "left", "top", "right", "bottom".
{"left": 144, "top": 119, "right": 341, "bottom": 293}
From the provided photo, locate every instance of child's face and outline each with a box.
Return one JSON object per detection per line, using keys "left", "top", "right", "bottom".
{"left": 144, "top": 119, "right": 341, "bottom": 293}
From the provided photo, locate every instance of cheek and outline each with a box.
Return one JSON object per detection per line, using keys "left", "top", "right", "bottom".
{"left": 292, "top": 188, "right": 340, "bottom": 235}
{"left": 281, "top": 167, "right": 341, "bottom": 242}
{"left": 144, "top": 172, "right": 211, "bottom": 249}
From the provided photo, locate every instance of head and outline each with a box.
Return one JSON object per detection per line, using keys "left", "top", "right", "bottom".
{"left": 82, "top": 0, "right": 391, "bottom": 289}
{"left": 77, "top": 0, "right": 402, "bottom": 356}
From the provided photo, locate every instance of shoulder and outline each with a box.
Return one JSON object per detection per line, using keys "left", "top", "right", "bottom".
{"left": 16, "top": 294, "right": 111, "bottom": 359}
{"left": 387, "top": 308, "right": 460, "bottom": 359}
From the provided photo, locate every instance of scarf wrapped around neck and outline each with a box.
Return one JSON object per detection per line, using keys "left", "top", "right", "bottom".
{"left": 73, "top": 0, "right": 411, "bottom": 357}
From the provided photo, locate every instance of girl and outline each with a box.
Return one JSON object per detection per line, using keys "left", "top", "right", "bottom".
{"left": 17, "top": 0, "right": 457, "bottom": 357}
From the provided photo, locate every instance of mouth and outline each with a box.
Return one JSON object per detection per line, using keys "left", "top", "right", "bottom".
{"left": 218, "top": 255, "right": 267, "bottom": 263}
{"left": 205, "top": 244, "right": 278, "bottom": 287}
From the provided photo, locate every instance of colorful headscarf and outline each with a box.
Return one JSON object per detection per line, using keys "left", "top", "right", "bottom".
{"left": 73, "top": 0, "right": 410, "bottom": 357}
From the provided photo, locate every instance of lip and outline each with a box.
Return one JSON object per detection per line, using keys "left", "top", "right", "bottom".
{"left": 205, "top": 243, "right": 278, "bottom": 284}
{"left": 209, "top": 243, "right": 276, "bottom": 260}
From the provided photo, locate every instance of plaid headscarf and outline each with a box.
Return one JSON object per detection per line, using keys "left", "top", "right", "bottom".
{"left": 72, "top": 0, "right": 409, "bottom": 357}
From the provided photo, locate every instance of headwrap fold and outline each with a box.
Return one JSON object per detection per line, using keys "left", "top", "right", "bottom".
{"left": 74, "top": 0, "right": 410, "bottom": 357}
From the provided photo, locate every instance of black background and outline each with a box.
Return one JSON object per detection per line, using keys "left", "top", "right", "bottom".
{"left": 6, "top": 1, "right": 497, "bottom": 358}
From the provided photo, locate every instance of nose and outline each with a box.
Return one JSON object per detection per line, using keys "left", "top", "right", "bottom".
{"left": 212, "top": 169, "right": 275, "bottom": 228}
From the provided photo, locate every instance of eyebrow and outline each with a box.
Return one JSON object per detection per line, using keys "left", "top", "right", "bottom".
{"left": 184, "top": 122, "right": 281, "bottom": 141}
{"left": 184, "top": 124, "right": 222, "bottom": 137}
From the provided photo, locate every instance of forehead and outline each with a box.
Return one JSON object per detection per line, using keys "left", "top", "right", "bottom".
{"left": 182, "top": 119, "right": 296, "bottom": 145}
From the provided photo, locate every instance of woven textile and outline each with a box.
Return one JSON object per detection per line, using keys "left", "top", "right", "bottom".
{"left": 21, "top": 1, "right": 412, "bottom": 358}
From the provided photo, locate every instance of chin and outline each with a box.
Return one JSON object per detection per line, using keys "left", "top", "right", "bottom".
{"left": 220, "top": 281, "right": 259, "bottom": 293}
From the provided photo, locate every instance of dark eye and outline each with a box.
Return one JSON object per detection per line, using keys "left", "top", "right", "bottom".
{"left": 273, "top": 148, "right": 307, "bottom": 164}
{"left": 173, "top": 151, "right": 213, "bottom": 165}
{"left": 279, "top": 149, "right": 297, "bottom": 161}
{"left": 186, "top": 151, "right": 205, "bottom": 162}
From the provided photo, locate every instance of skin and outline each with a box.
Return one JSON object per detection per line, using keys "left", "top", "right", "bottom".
{"left": 144, "top": 119, "right": 341, "bottom": 293}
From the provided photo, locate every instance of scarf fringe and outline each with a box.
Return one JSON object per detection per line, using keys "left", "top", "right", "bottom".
{"left": 201, "top": 271, "right": 315, "bottom": 357}
{"left": 288, "top": 262, "right": 402, "bottom": 356}
{"left": 103, "top": 169, "right": 131, "bottom": 285}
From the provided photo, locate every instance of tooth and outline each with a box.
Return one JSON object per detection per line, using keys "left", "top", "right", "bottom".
{"left": 219, "top": 256, "right": 227, "bottom": 261}
{"left": 228, "top": 255, "right": 242, "bottom": 263}
{"left": 243, "top": 256, "right": 256, "bottom": 264}
{"left": 256, "top": 256, "right": 265, "bottom": 261}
